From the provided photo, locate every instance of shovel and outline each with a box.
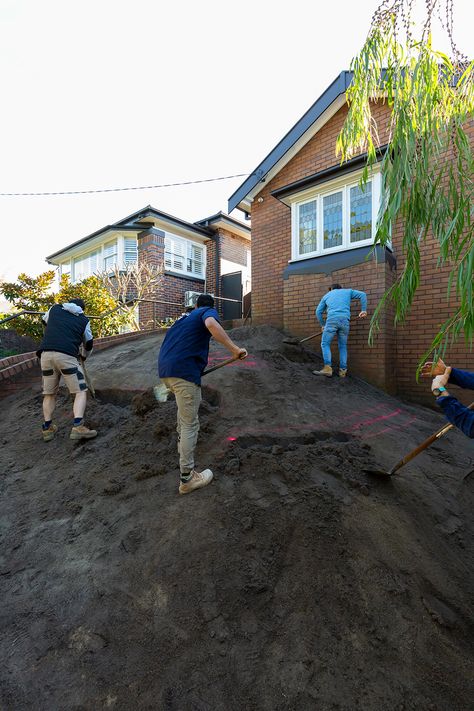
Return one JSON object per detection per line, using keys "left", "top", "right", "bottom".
{"left": 364, "top": 400, "right": 474, "bottom": 477}
{"left": 283, "top": 329, "right": 323, "bottom": 346}
{"left": 154, "top": 353, "right": 247, "bottom": 402}
{"left": 80, "top": 357, "right": 96, "bottom": 399}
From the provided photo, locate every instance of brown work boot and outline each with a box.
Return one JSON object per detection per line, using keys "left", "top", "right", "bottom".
{"left": 179, "top": 468, "right": 213, "bottom": 495}
{"left": 70, "top": 424, "right": 98, "bottom": 440}
{"left": 42, "top": 423, "right": 58, "bottom": 442}
{"left": 313, "top": 365, "right": 333, "bottom": 377}
{"left": 339, "top": 368, "right": 347, "bottom": 378}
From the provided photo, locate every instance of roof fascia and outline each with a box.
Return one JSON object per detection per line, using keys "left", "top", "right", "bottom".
{"left": 228, "top": 71, "right": 352, "bottom": 213}
{"left": 46, "top": 225, "right": 141, "bottom": 262}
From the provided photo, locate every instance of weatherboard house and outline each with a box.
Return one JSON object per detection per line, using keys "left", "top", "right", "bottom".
{"left": 46, "top": 206, "right": 251, "bottom": 325}
{"left": 228, "top": 71, "right": 474, "bottom": 403}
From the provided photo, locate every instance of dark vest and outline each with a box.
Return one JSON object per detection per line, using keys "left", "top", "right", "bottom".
{"left": 39, "top": 304, "right": 90, "bottom": 358}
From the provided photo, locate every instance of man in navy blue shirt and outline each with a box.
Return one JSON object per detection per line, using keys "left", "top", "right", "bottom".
{"left": 159, "top": 294, "right": 247, "bottom": 494}
{"left": 313, "top": 284, "right": 367, "bottom": 378}
{"left": 422, "top": 358, "right": 474, "bottom": 437}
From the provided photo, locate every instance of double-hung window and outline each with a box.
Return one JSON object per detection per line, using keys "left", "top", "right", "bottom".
{"left": 73, "top": 249, "right": 100, "bottom": 282}
{"left": 165, "top": 235, "right": 205, "bottom": 278}
{"left": 123, "top": 238, "right": 138, "bottom": 265}
{"left": 103, "top": 240, "right": 118, "bottom": 271}
{"left": 291, "top": 169, "right": 381, "bottom": 260}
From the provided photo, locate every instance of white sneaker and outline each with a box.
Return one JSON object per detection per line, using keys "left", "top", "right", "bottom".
{"left": 179, "top": 468, "right": 213, "bottom": 495}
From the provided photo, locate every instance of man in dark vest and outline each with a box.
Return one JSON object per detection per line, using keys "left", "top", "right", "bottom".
{"left": 37, "top": 298, "right": 97, "bottom": 442}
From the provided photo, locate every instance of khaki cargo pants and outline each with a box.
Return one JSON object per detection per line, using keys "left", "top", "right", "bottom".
{"left": 161, "top": 377, "right": 201, "bottom": 474}
{"left": 41, "top": 351, "right": 87, "bottom": 395}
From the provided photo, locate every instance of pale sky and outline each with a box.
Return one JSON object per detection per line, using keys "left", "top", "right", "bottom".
{"left": 1, "top": 0, "right": 472, "bottom": 284}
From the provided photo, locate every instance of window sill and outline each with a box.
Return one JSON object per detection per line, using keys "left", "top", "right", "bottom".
{"left": 164, "top": 270, "right": 205, "bottom": 282}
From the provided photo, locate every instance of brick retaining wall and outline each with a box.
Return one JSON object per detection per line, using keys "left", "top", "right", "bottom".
{"left": 0, "top": 328, "right": 166, "bottom": 399}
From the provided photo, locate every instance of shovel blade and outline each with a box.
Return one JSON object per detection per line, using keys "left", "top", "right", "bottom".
{"left": 363, "top": 467, "right": 392, "bottom": 478}
{"left": 283, "top": 338, "right": 300, "bottom": 345}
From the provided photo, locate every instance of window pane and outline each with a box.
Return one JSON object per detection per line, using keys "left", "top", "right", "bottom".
{"left": 350, "top": 181, "right": 372, "bottom": 243}
{"left": 298, "top": 201, "right": 317, "bottom": 255}
{"left": 323, "top": 192, "right": 343, "bottom": 249}
{"left": 124, "top": 238, "right": 138, "bottom": 264}
{"left": 187, "top": 244, "right": 203, "bottom": 274}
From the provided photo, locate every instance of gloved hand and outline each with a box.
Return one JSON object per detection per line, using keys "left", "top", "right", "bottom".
{"left": 431, "top": 367, "right": 452, "bottom": 392}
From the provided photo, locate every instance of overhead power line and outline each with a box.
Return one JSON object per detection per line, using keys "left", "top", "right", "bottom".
{"left": 0, "top": 172, "right": 251, "bottom": 197}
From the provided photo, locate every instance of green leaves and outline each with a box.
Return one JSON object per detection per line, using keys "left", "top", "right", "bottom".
{"left": 338, "top": 0, "right": 474, "bottom": 367}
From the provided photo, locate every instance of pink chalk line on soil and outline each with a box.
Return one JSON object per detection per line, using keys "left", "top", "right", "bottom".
{"left": 224, "top": 405, "right": 418, "bottom": 443}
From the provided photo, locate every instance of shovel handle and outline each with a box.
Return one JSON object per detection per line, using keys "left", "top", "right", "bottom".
{"left": 202, "top": 353, "right": 247, "bottom": 376}
{"left": 299, "top": 330, "right": 323, "bottom": 344}
{"left": 388, "top": 400, "right": 474, "bottom": 475}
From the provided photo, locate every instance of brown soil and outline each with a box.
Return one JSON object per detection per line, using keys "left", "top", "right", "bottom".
{"left": 1, "top": 326, "right": 473, "bottom": 711}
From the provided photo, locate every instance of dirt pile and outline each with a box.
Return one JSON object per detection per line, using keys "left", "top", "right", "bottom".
{"left": 0, "top": 326, "right": 473, "bottom": 710}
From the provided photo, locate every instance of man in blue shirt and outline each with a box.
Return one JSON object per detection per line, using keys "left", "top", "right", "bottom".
{"left": 158, "top": 294, "right": 247, "bottom": 495}
{"left": 422, "top": 358, "right": 474, "bottom": 437}
{"left": 313, "top": 284, "right": 368, "bottom": 378}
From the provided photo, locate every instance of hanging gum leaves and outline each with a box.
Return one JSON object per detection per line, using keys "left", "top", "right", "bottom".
{"left": 336, "top": 0, "right": 474, "bottom": 368}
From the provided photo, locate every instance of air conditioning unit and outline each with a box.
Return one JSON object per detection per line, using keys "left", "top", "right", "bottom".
{"left": 184, "top": 291, "right": 214, "bottom": 307}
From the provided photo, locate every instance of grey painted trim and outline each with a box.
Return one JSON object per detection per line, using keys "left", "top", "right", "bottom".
{"left": 195, "top": 210, "right": 251, "bottom": 233}
{"left": 46, "top": 225, "right": 141, "bottom": 261}
{"left": 228, "top": 71, "right": 353, "bottom": 213}
{"left": 271, "top": 146, "right": 387, "bottom": 202}
{"left": 116, "top": 206, "right": 214, "bottom": 238}
{"left": 46, "top": 207, "right": 215, "bottom": 263}
{"left": 164, "top": 270, "right": 205, "bottom": 283}
{"left": 283, "top": 245, "right": 396, "bottom": 279}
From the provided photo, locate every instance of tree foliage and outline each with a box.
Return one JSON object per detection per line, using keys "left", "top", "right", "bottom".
{"left": 336, "top": 0, "right": 474, "bottom": 365}
{"left": 98, "top": 262, "right": 164, "bottom": 331}
{"left": 0, "top": 271, "right": 130, "bottom": 340}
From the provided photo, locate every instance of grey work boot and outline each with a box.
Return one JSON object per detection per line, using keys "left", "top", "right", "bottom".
{"left": 42, "top": 423, "right": 58, "bottom": 442}
{"left": 313, "top": 365, "right": 333, "bottom": 377}
{"left": 179, "top": 468, "right": 213, "bottom": 495}
{"left": 70, "top": 424, "right": 98, "bottom": 440}
{"left": 339, "top": 368, "right": 347, "bottom": 378}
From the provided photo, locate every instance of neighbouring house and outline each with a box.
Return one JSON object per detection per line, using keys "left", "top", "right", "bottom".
{"left": 46, "top": 206, "right": 251, "bottom": 326}
{"left": 228, "top": 71, "right": 473, "bottom": 404}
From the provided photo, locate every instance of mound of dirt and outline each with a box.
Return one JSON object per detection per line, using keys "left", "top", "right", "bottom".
{"left": 0, "top": 326, "right": 473, "bottom": 710}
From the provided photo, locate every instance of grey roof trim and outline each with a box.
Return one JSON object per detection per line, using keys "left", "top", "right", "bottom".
{"left": 116, "top": 205, "right": 214, "bottom": 237}
{"left": 46, "top": 205, "right": 215, "bottom": 262}
{"left": 271, "top": 146, "right": 388, "bottom": 202}
{"left": 228, "top": 71, "right": 353, "bottom": 213}
{"left": 195, "top": 211, "right": 251, "bottom": 233}
{"left": 46, "top": 225, "right": 141, "bottom": 261}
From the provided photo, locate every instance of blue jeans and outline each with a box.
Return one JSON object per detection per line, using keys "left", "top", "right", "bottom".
{"left": 321, "top": 318, "right": 350, "bottom": 369}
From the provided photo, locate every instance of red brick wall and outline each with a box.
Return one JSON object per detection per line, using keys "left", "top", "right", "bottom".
{"left": 251, "top": 100, "right": 474, "bottom": 401}
{"left": 137, "top": 229, "right": 206, "bottom": 326}
{"left": 219, "top": 229, "right": 249, "bottom": 266}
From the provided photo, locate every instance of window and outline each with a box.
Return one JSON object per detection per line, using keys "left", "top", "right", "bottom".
{"left": 73, "top": 249, "right": 100, "bottom": 282}
{"left": 165, "top": 235, "right": 204, "bottom": 278}
{"left": 124, "top": 238, "right": 138, "bottom": 265}
{"left": 291, "top": 170, "right": 381, "bottom": 260}
{"left": 103, "top": 240, "right": 118, "bottom": 271}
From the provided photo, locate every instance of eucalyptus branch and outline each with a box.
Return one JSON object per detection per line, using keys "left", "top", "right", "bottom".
{"left": 337, "top": 0, "right": 474, "bottom": 366}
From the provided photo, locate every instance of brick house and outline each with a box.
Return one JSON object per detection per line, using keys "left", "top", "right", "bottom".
{"left": 228, "top": 71, "right": 473, "bottom": 403}
{"left": 46, "top": 205, "right": 251, "bottom": 326}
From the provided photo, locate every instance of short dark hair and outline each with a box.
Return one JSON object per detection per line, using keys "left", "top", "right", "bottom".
{"left": 196, "top": 294, "right": 215, "bottom": 308}
{"left": 330, "top": 284, "right": 342, "bottom": 290}
{"left": 70, "top": 298, "right": 86, "bottom": 310}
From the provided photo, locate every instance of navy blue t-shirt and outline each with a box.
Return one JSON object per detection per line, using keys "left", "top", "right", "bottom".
{"left": 158, "top": 306, "right": 220, "bottom": 385}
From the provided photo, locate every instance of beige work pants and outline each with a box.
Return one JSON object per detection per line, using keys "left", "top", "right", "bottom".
{"left": 161, "top": 377, "right": 202, "bottom": 473}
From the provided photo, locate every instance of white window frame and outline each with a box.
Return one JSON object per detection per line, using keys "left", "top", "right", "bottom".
{"left": 290, "top": 168, "right": 382, "bottom": 261}
{"left": 103, "top": 239, "right": 119, "bottom": 271}
{"left": 164, "top": 234, "right": 205, "bottom": 279}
